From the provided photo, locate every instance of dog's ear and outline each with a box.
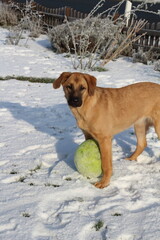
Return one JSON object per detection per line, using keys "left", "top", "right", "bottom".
{"left": 83, "top": 74, "right": 97, "bottom": 96}
{"left": 53, "top": 72, "right": 72, "bottom": 89}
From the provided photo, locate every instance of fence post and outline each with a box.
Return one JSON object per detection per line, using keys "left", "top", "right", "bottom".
{"left": 65, "top": 7, "right": 71, "bottom": 17}
{"left": 124, "top": 0, "right": 132, "bottom": 27}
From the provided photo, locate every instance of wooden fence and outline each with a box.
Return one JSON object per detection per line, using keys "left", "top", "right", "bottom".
{"left": 39, "top": 6, "right": 88, "bottom": 26}
{"left": 1, "top": 0, "right": 160, "bottom": 52}
{"left": 1, "top": 0, "right": 87, "bottom": 25}
{"left": 128, "top": 22, "right": 160, "bottom": 52}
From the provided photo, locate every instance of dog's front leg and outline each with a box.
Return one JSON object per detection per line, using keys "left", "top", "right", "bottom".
{"left": 94, "top": 137, "right": 112, "bottom": 189}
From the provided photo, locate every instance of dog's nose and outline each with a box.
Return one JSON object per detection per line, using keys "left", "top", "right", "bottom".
{"left": 73, "top": 97, "right": 79, "bottom": 102}
{"left": 68, "top": 96, "right": 82, "bottom": 107}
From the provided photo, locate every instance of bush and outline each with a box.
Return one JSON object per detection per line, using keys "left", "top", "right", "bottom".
{"left": 0, "top": 3, "right": 18, "bottom": 26}
{"left": 6, "top": 26, "right": 24, "bottom": 45}
{"left": 10, "top": 0, "right": 44, "bottom": 38}
{"left": 5, "top": 0, "right": 44, "bottom": 45}
{"left": 48, "top": 16, "right": 125, "bottom": 69}
{"left": 133, "top": 47, "right": 160, "bottom": 65}
{"left": 154, "top": 60, "right": 160, "bottom": 72}
{"left": 49, "top": 17, "right": 120, "bottom": 54}
{"left": 48, "top": 0, "right": 147, "bottom": 71}
{"left": 49, "top": 16, "right": 146, "bottom": 70}
{"left": 132, "top": 49, "right": 148, "bottom": 64}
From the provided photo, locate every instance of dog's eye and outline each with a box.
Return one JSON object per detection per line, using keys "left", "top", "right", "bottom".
{"left": 66, "top": 85, "right": 72, "bottom": 90}
{"left": 80, "top": 86, "right": 86, "bottom": 91}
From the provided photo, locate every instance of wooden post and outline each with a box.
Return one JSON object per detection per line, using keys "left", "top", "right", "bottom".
{"left": 65, "top": 7, "right": 71, "bottom": 17}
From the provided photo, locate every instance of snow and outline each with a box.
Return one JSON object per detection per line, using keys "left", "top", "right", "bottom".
{"left": 0, "top": 27, "right": 160, "bottom": 240}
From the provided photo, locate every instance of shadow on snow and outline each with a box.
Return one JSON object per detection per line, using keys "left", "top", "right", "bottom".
{"left": 0, "top": 101, "right": 80, "bottom": 171}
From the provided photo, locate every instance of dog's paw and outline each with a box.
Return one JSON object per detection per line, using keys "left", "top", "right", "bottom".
{"left": 94, "top": 178, "right": 110, "bottom": 189}
{"left": 125, "top": 157, "right": 137, "bottom": 161}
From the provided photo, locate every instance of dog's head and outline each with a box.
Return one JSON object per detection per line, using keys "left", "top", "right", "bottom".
{"left": 53, "top": 72, "right": 97, "bottom": 107}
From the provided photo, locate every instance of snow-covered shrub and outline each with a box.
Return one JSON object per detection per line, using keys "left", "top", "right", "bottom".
{"left": 6, "top": 26, "right": 24, "bottom": 45}
{"left": 133, "top": 49, "right": 148, "bottom": 64}
{"left": 49, "top": 16, "right": 126, "bottom": 70}
{"left": 21, "top": 13, "right": 44, "bottom": 38}
{"left": 49, "top": 17, "right": 146, "bottom": 70}
{"left": 6, "top": 0, "right": 44, "bottom": 45}
{"left": 154, "top": 60, "right": 160, "bottom": 72}
{"left": 48, "top": 0, "right": 147, "bottom": 70}
{"left": 0, "top": 3, "right": 18, "bottom": 26}
{"left": 11, "top": 0, "right": 44, "bottom": 38}
{"left": 133, "top": 47, "right": 160, "bottom": 65}
{"left": 49, "top": 17, "right": 120, "bottom": 54}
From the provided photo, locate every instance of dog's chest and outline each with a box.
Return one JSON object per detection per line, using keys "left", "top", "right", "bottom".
{"left": 71, "top": 108, "right": 90, "bottom": 131}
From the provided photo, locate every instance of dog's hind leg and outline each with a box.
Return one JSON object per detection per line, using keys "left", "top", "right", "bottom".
{"left": 154, "top": 120, "right": 160, "bottom": 140}
{"left": 152, "top": 105, "right": 160, "bottom": 140}
{"left": 126, "top": 118, "right": 149, "bottom": 161}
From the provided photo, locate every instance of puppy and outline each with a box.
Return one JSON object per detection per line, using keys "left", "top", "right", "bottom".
{"left": 53, "top": 72, "right": 160, "bottom": 188}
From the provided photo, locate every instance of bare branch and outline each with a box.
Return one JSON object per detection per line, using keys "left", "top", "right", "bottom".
{"left": 101, "top": 19, "right": 147, "bottom": 66}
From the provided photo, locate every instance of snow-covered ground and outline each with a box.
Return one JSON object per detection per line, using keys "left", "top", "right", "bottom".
{"left": 0, "top": 27, "right": 160, "bottom": 240}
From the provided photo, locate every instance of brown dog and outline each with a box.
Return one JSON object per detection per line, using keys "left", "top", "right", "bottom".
{"left": 53, "top": 72, "right": 160, "bottom": 188}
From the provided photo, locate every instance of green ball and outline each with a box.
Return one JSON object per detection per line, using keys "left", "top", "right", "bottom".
{"left": 74, "top": 139, "right": 102, "bottom": 178}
